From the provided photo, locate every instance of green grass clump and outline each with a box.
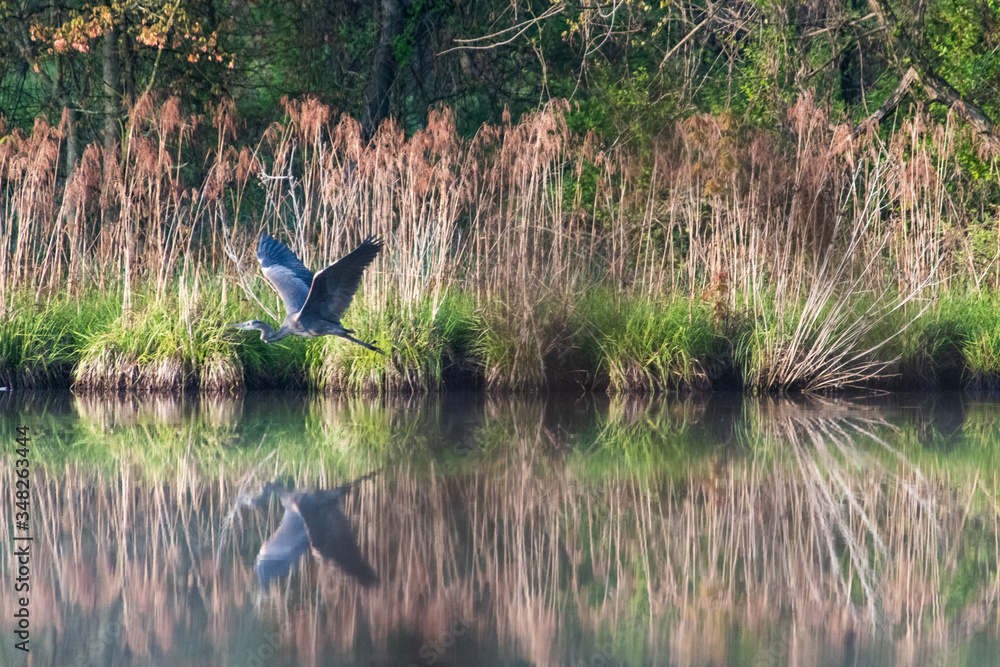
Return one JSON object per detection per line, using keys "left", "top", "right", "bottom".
{"left": 431, "top": 293, "right": 479, "bottom": 386}
{"left": 471, "top": 296, "right": 582, "bottom": 391}
{"left": 71, "top": 275, "right": 275, "bottom": 392}
{"left": 75, "top": 294, "right": 226, "bottom": 392}
{"left": 307, "top": 302, "right": 434, "bottom": 393}
{"left": 304, "top": 294, "right": 478, "bottom": 394}
{"left": 0, "top": 291, "right": 120, "bottom": 388}
{"left": 946, "top": 293, "right": 1000, "bottom": 387}
{"left": 888, "top": 293, "right": 1000, "bottom": 389}
{"left": 579, "top": 292, "right": 720, "bottom": 393}
{"left": 889, "top": 304, "right": 967, "bottom": 389}
{"left": 227, "top": 332, "right": 308, "bottom": 389}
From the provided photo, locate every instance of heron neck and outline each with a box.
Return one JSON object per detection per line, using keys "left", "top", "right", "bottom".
{"left": 261, "top": 323, "right": 293, "bottom": 343}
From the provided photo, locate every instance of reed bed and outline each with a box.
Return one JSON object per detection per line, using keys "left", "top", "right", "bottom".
{"left": 2, "top": 94, "right": 999, "bottom": 393}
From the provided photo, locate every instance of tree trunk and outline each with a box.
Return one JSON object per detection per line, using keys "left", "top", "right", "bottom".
{"left": 63, "top": 106, "right": 79, "bottom": 177}
{"left": 103, "top": 24, "right": 120, "bottom": 161}
{"left": 362, "top": 0, "right": 404, "bottom": 139}
{"left": 50, "top": 55, "right": 78, "bottom": 177}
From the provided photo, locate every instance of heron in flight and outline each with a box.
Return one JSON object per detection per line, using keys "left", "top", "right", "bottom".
{"left": 243, "top": 476, "right": 379, "bottom": 588}
{"left": 230, "top": 233, "right": 384, "bottom": 353}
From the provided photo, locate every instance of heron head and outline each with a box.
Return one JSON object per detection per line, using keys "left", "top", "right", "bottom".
{"left": 229, "top": 319, "right": 285, "bottom": 343}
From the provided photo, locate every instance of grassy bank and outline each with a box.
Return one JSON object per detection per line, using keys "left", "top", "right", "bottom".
{"left": 2, "top": 95, "right": 1000, "bottom": 394}
{"left": 6, "top": 283, "right": 1000, "bottom": 393}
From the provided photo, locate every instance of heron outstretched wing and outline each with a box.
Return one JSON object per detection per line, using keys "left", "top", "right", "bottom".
{"left": 295, "top": 492, "right": 378, "bottom": 587}
{"left": 298, "top": 236, "right": 383, "bottom": 324}
{"left": 256, "top": 234, "right": 314, "bottom": 318}
{"left": 254, "top": 498, "right": 311, "bottom": 587}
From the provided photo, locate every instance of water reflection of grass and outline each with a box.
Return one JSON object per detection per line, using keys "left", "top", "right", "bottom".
{"left": 7, "top": 390, "right": 1000, "bottom": 483}
{"left": 569, "top": 396, "right": 732, "bottom": 482}
{"left": 1, "top": 394, "right": 998, "bottom": 665}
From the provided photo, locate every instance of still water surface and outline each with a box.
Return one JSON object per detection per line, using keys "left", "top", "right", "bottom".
{"left": 1, "top": 391, "right": 998, "bottom": 666}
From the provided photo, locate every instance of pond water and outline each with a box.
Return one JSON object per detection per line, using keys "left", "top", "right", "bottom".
{"left": 1, "top": 391, "right": 998, "bottom": 666}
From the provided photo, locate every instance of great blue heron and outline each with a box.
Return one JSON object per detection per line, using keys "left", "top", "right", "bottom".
{"left": 243, "top": 477, "right": 378, "bottom": 588}
{"left": 230, "top": 233, "right": 384, "bottom": 353}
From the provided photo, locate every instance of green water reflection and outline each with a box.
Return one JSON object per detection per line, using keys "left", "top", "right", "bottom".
{"left": 1, "top": 391, "right": 998, "bottom": 666}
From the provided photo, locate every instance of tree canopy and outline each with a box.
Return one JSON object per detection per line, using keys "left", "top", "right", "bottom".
{"left": 1, "top": 0, "right": 999, "bottom": 156}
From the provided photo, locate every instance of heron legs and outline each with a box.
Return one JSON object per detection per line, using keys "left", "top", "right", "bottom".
{"left": 340, "top": 332, "right": 384, "bottom": 355}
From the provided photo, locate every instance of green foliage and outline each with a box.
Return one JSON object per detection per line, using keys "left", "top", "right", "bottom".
{"left": 566, "top": 66, "right": 678, "bottom": 147}
{"left": 578, "top": 291, "right": 719, "bottom": 393}
{"left": 925, "top": 0, "right": 1000, "bottom": 117}
{"left": 734, "top": 21, "right": 794, "bottom": 126}
{"left": 229, "top": 0, "right": 376, "bottom": 129}
{"left": 0, "top": 292, "right": 118, "bottom": 387}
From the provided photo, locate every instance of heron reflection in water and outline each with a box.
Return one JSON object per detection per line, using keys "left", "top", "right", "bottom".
{"left": 230, "top": 233, "right": 384, "bottom": 353}
{"left": 241, "top": 474, "right": 378, "bottom": 588}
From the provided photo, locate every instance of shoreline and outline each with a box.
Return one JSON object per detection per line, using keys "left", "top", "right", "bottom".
{"left": 3, "top": 289, "right": 999, "bottom": 396}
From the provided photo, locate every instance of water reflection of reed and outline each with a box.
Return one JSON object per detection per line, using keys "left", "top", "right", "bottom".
{"left": 1, "top": 397, "right": 997, "bottom": 666}
{"left": 73, "top": 392, "right": 191, "bottom": 426}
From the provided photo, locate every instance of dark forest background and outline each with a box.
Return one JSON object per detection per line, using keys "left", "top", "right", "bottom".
{"left": 3, "top": 0, "right": 999, "bottom": 161}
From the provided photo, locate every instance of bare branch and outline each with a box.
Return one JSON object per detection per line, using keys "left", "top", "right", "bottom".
{"left": 801, "top": 28, "right": 881, "bottom": 83}
{"left": 864, "top": 66, "right": 918, "bottom": 128}
{"left": 438, "top": 4, "right": 564, "bottom": 55}
{"left": 802, "top": 12, "right": 876, "bottom": 38}
{"left": 658, "top": 2, "right": 719, "bottom": 70}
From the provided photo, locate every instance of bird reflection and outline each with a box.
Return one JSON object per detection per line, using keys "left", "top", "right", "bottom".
{"left": 242, "top": 475, "right": 378, "bottom": 588}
